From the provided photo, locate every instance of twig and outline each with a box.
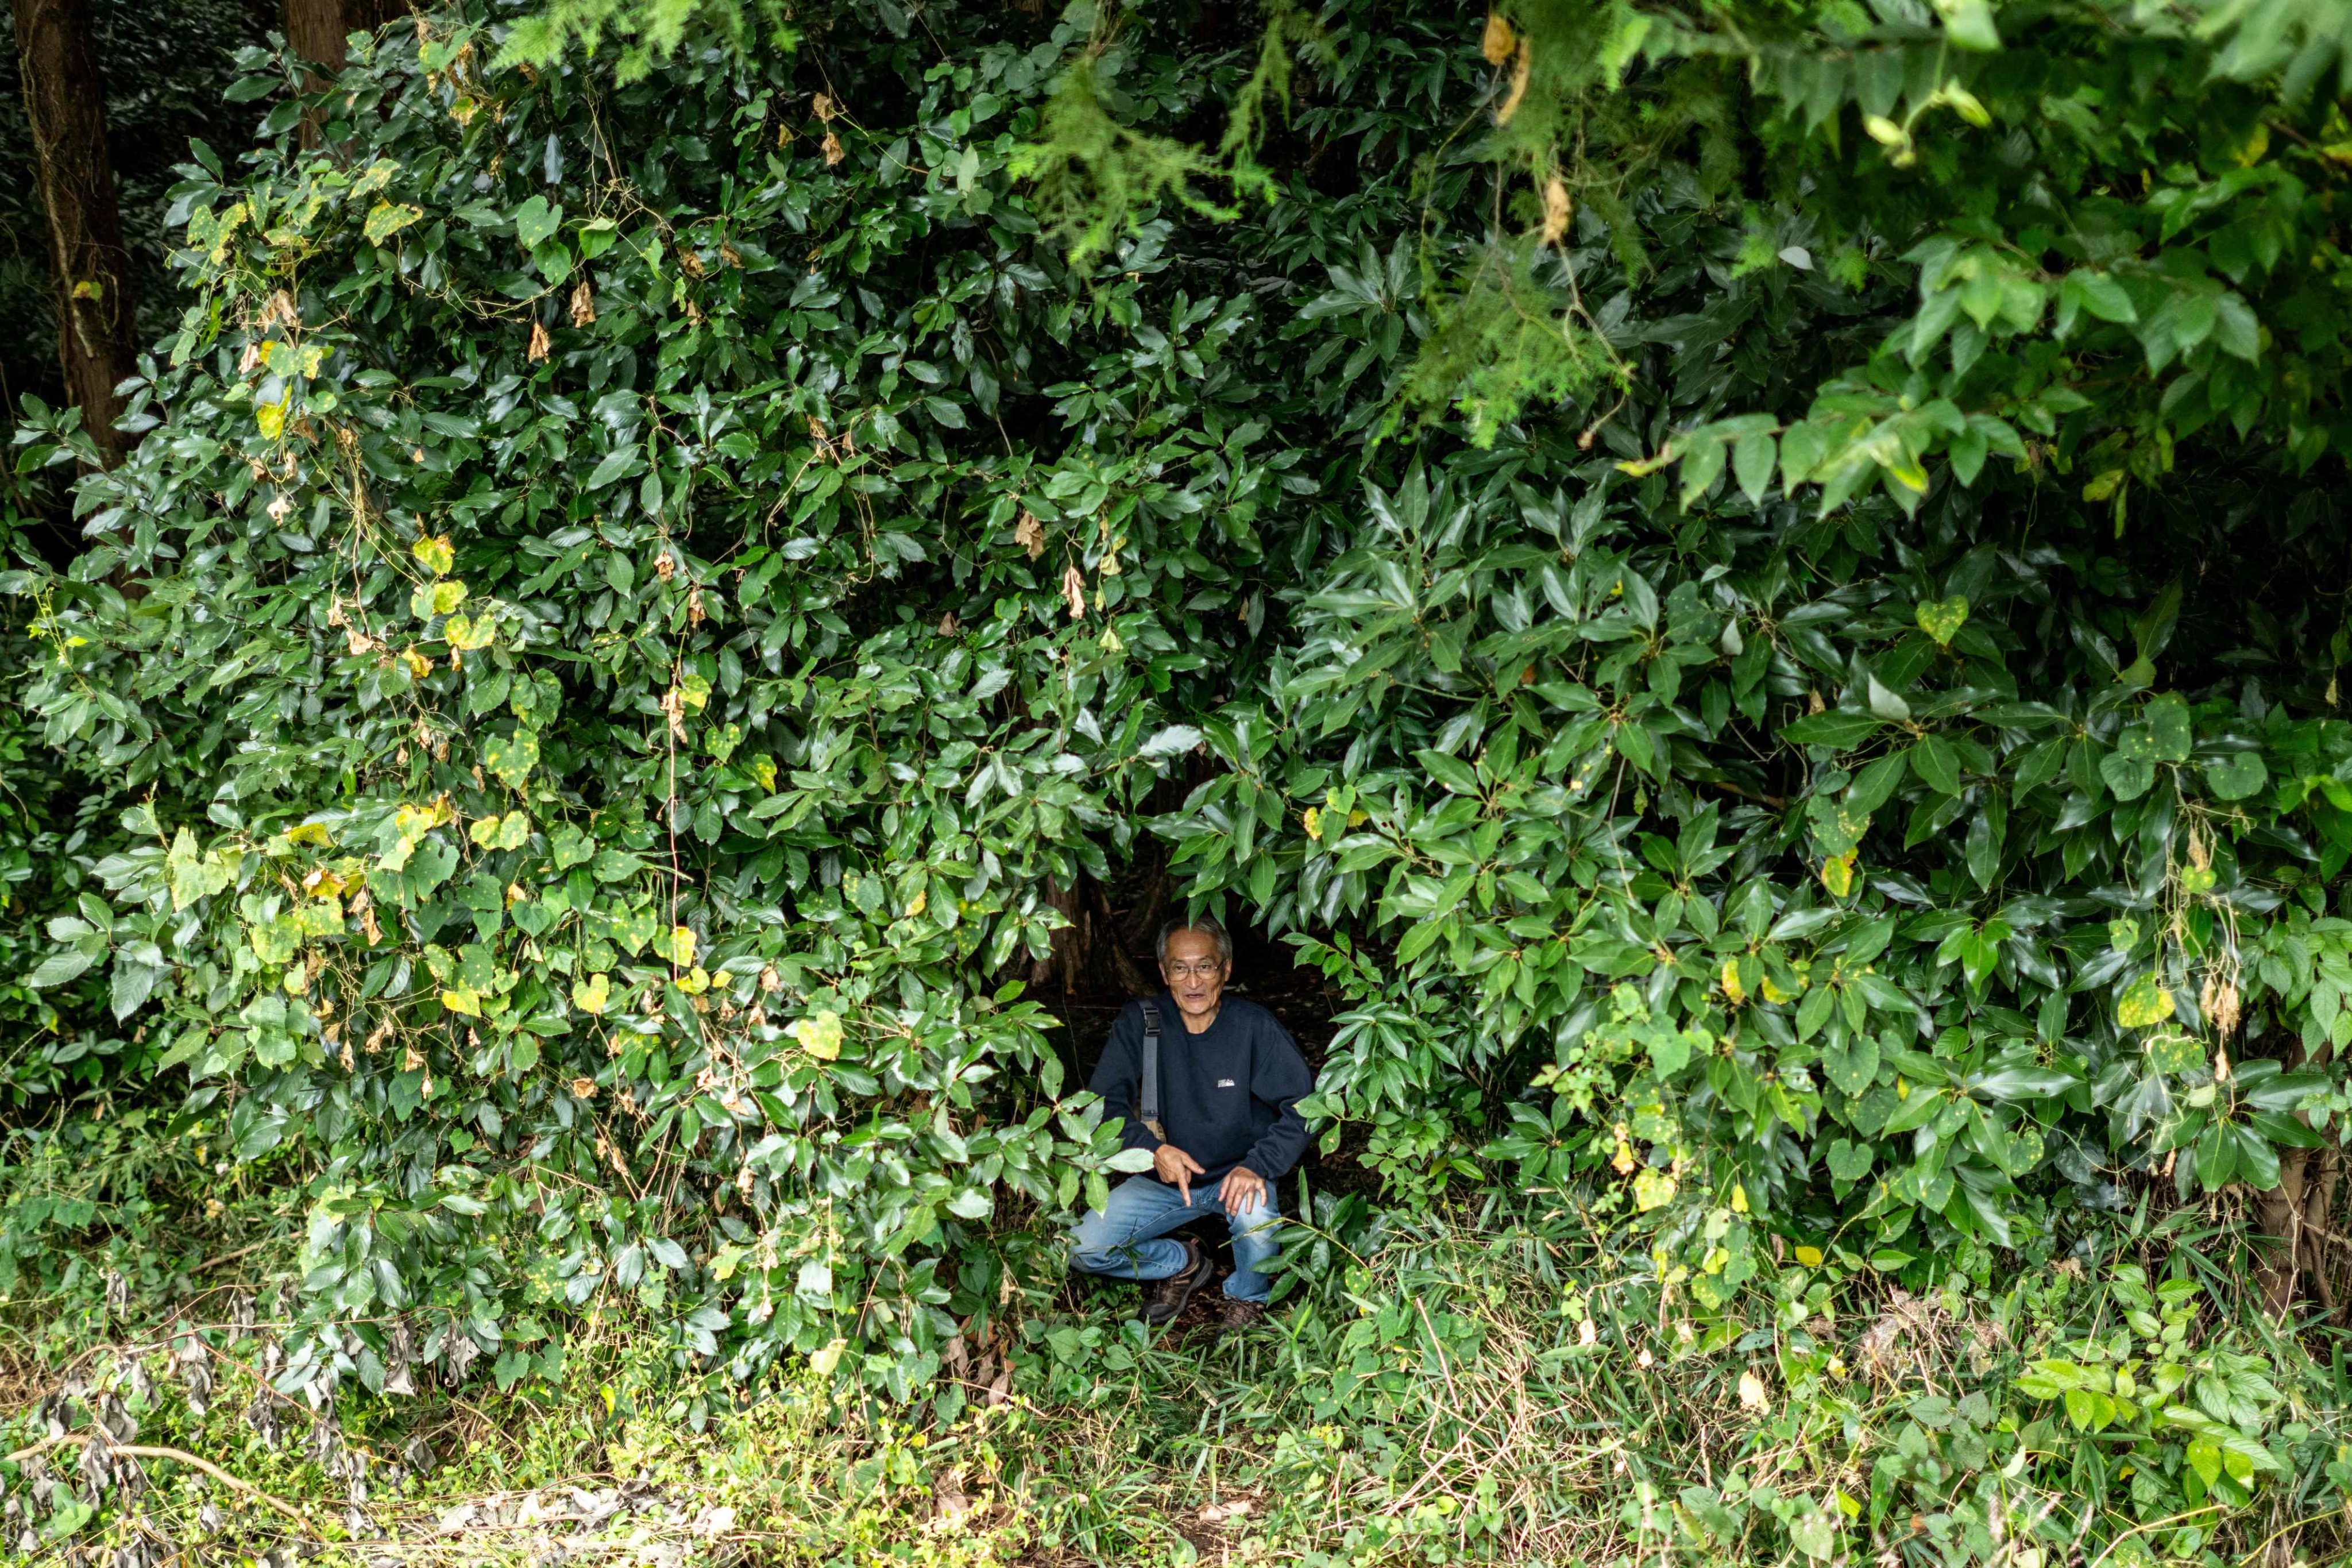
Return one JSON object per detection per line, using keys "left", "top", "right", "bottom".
{"left": 2, "top": 1432, "right": 311, "bottom": 1525}
{"left": 191, "top": 1239, "right": 275, "bottom": 1275}
{"left": 1699, "top": 777, "right": 1788, "bottom": 811}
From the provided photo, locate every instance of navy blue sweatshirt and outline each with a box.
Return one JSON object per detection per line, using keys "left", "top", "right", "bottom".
{"left": 1088, "top": 995, "right": 1314, "bottom": 1183}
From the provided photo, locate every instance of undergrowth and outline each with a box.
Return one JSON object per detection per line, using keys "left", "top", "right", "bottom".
{"left": 6, "top": 1175, "right": 2350, "bottom": 1567}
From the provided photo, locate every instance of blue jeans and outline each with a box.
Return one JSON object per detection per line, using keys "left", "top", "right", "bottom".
{"left": 1069, "top": 1175, "right": 1284, "bottom": 1303}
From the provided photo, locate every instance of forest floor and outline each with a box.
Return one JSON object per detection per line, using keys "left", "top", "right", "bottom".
{"left": 8, "top": 1191, "right": 2352, "bottom": 1568}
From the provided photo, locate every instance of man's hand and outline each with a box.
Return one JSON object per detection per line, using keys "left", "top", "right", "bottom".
{"left": 1154, "top": 1144, "right": 1208, "bottom": 1206}
{"left": 1218, "top": 1164, "right": 1268, "bottom": 1214}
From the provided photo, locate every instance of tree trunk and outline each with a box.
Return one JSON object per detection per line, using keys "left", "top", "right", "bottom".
{"left": 2312, "top": 1143, "right": 2342, "bottom": 1321}
{"left": 14, "top": 0, "right": 138, "bottom": 466}
{"left": 284, "top": 0, "right": 405, "bottom": 142}
{"left": 1030, "top": 883, "right": 1091, "bottom": 992}
{"left": 2256, "top": 1040, "right": 2332, "bottom": 1318}
{"left": 284, "top": 0, "right": 355, "bottom": 79}
{"left": 1029, "top": 872, "right": 1154, "bottom": 997}
{"left": 2257, "top": 1146, "right": 2309, "bottom": 1318}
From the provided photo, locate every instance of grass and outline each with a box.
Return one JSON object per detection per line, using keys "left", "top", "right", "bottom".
{"left": 5, "top": 1176, "right": 2352, "bottom": 1566}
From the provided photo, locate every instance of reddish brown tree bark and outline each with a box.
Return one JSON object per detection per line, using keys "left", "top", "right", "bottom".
{"left": 283, "top": 0, "right": 406, "bottom": 144}
{"left": 284, "top": 0, "right": 353, "bottom": 80}
{"left": 285, "top": 0, "right": 407, "bottom": 80}
{"left": 13, "top": 0, "right": 138, "bottom": 465}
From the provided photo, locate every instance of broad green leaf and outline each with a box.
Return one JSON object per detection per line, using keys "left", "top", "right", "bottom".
{"left": 1824, "top": 1138, "right": 1874, "bottom": 1182}
{"left": 2203, "top": 751, "right": 2266, "bottom": 800}
{"left": 2144, "top": 693, "right": 2193, "bottom": 762}
{"left": 1822, "top": 1033, "right": 1879, "bottom": 1095}
{"left": 1910, "top": 736, "right": 1963, "bottom": 795}
{"left": 514, "top": 194, "right": 563, "bottom": 250}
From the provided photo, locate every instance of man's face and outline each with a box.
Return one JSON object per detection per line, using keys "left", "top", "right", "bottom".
{"left": 1161, "top": 929, "right": 1230, "bottom": 1022}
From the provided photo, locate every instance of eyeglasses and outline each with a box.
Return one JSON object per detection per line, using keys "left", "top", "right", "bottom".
{"left": 1164, "top": 961, "right": 1225, "bottom": 980}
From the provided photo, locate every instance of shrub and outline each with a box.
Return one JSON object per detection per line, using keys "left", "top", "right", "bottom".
{"left": 7, "top": 0, "right": 2352, "bottom": 1411}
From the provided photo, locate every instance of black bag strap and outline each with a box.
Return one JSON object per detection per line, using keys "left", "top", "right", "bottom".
{"left": 1138, "top": 999, "right": 1168, "bottom": 1142}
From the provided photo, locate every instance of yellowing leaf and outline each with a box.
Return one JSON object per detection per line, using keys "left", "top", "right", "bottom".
{"left": 753, "top": 756, "right": 778, "bottom": 791}
{"left": 1738, "top": 1369, "right": 1770, "bottom": 1411}
{"left": 412, "top": 534, "right": 455, "bottom": 576}
{"left": 790, "top": 1010, "right": 844, "bottom": 1060}
{"left": 1915, "top": 595, "right": 1969, "bottom": 646}
{"left": 441, "top": 986, "right": 481, "bottom": 1017}
{"left": 445, "top": 612, "right": 495, "bottom": 651}
{"left": 1794, "top": 1245, "right": 1825, "bottom": 1267}
{"left": 1303, "top": 806, "right": 1324, "bottom": 840}
{"left": 1720, "top": 959, "right": 1746, "bottom": 1004}
{"left": 482, "top": 729, "right": 540, "bottom": 789}
{"left": 573, "top": 972, "right": 611, "bottom": 1015}
{"left": 255, "top": 398, "right": 287, "bottom": 439}
{"left": 364, "top": 200, "right": 425, "bottom": 245}
{"left": 2146, "top": 1030, "right": 2203, "bottom": 1075}
{"left": 1632, "top": 1168, "right": 1678, "bottom": 1211}
{"left": 284, "top": 821, "right": 334, "bottom": 847}
{"left": 1821, "top": 851, "right": 1857, "bottom": 898}
{"left": 2117, "top": 974, "right": 2176, "bottom": 1029}
{"left": 468, "top": 812, "right": 530, "bottom": 850}
{"left": 662, "top": 925, "right": 697, "bottom": 968}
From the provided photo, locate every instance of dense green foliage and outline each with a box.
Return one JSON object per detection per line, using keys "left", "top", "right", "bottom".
{"left": 10, "top": 0, "right": 2352, "bottom": 1527}
{"left": 9, "top": 1193, "right": 2350, "bottom": 1566}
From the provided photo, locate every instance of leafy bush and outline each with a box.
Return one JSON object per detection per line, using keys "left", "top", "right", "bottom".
{"left": 9, "top": 0, "right": 2352, "bottom": 1412}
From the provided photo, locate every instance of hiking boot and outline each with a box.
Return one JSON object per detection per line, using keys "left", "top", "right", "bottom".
{"left": 1219, "top": 1298, "right": 1264, "bottom": 1333}
{"left": 1142, "top": 1237, "right": 1215, "bottom": 1326}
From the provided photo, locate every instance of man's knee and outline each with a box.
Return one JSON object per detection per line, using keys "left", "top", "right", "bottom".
{"left": 1229, "top": 1195, "right": 1281, "bottom": 1239}
{"left": 1069, "top": 1208, "right": 1120, "bottom": 1270}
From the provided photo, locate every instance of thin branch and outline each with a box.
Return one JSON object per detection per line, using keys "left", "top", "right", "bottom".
{"left": 2, "top": 1433, "right": 312, "bottom": 1525}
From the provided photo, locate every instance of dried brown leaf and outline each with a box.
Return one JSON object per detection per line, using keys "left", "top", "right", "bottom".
{"left": 1499, "top": 42, "right": 1531, "bottom": 124}
{"left": 1481, "top": 11, "right": 1515, "bottom": 64}
{"left": 1540, "top": 176, "right": 1571, "bottom": 244}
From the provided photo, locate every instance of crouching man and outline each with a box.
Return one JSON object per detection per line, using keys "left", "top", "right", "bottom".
{"left": 1069, "top": 915, "right": 1314, "bottom": 1330}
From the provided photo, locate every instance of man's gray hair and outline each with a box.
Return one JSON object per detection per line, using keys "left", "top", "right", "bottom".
{"left": 1156, "top": 914, "right": 1233, "bottom": 967}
